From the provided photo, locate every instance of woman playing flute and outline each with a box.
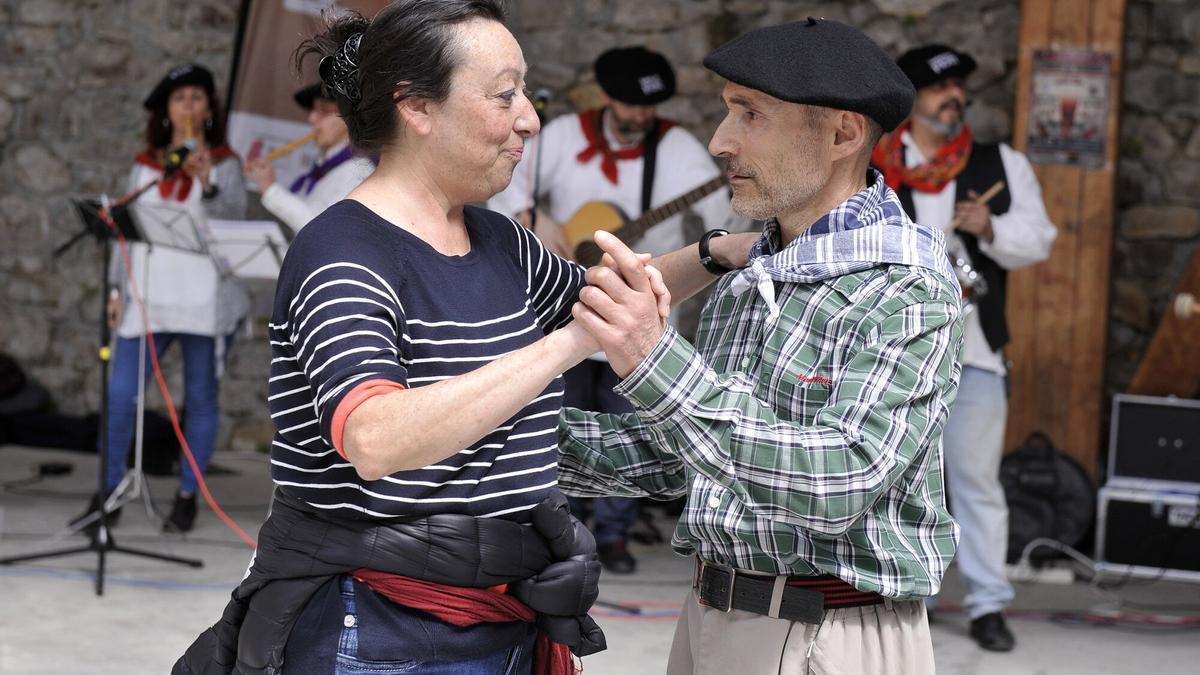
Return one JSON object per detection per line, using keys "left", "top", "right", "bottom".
{"left": 72, "top": 63, "right": 248, "bottom": 534}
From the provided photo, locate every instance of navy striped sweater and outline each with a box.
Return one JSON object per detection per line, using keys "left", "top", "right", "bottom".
{"left": 267, "top": 200, "right": 585, "bottom": 521}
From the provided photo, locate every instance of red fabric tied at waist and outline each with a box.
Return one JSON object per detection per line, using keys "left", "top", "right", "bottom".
{"left": 352, "top": 568, "right": 577, "bottom": 675}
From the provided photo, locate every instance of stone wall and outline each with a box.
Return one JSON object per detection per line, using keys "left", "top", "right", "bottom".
{"left": 0, "top": 0, "right": 272, "bottom": 451}
{"left": 1, "top": 0, "right": 1197, "bottom": 456}
{"left": 512, "top": 0, "right": 1021, "bottom": 145}
{"left": 1107, "top": 0, "right": 1200, "bottom": 398}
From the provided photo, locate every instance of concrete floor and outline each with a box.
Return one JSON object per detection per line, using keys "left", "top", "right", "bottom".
{"left": 2, "top": 444, "right": 1198, "bottom": 674}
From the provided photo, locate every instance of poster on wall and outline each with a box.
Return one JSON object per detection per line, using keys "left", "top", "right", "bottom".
{"left": 226, "top": 0, "right": 389, "bottom": 194}
{"left": 1026, "top": 48, "right": 1112, "bottom": 169}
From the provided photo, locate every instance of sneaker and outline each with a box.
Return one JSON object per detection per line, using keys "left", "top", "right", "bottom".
{"left": 598, "top": 541, "right": 636, "bottom": 574}
{"left": 163, "top": 492, "right": 198, "bottom": 533}
{"left": 969, "top": 612, "right": 1015, "bottom": 652}
{"left": 69, "top": 492, "right": 120, "bottom": 534}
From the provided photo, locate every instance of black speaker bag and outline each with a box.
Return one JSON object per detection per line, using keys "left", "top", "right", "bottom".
{"left": 1000, "top": 432, "right": 1095, "bottom": 563}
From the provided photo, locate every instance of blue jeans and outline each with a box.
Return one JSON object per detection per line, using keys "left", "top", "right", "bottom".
{"left": 334, "top": 577, "right": 535, "bottom": 675}
{"left": 562, "top": 360, "right": 639, "bottom": 545}
{"left": 103, "top": 332, "right": 229, "bottom": 496}
{"left": 937, "top": 366, "right": 1015, "bottom": 618}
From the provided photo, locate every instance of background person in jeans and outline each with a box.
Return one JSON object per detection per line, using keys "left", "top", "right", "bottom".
{"left": 73, "top": 62, "right": 248, "bottom": 534}
{"left": 873, "top": 43, "right": 1057, "bottom": 652}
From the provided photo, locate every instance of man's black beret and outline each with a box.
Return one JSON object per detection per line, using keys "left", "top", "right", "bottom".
{"left": 702, "top": 18, "right": 915, "bottom": 132}
{"left": 897, "top": 44, "right": 977, "bottom": 91}
{"left": 143, "top": 63, "right": 216, "bottom": 111}
{"left": 594, "top": 46, "right": 676, "bottom": 106}
{"left": 293, "top": 83, "right": 332, "bottom": 110}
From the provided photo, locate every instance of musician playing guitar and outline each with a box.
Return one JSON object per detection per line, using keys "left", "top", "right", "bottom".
{"left": 244, "top": 83, "right": 375, "bottom": 234}
{"left": 489, "top": 46, "right": 745, "bottom": 575}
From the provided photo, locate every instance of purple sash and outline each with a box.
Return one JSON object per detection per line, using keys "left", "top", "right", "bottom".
{"left": 289, "top": 145, "right": 355, "bottom": 196}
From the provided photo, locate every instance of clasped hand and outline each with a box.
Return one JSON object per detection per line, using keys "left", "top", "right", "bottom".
{"left": 570, "top": 231, "right": 671, "bottom": 378}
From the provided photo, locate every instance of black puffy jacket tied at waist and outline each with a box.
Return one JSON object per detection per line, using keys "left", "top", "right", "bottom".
{"left": 173, "top": 489, "right": 606, "bottom": 674}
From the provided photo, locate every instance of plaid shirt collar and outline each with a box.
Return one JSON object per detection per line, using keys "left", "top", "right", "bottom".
{"left": 734, "top": 169, "right": 958, "bottom": 319}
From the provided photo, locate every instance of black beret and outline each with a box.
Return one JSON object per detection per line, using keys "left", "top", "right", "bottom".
{"left": 594, "top": 46, "right": 676, "bottom": 106}
{"left": 703, "top": 18, "right": 915, "bottom": 132}
{"left": 897, "top": 44, "right": 977, "bottom": 90}
{"left": 143, "top": 63, "right": 216, "bottom": 111}
{"left": 293, "top": 83, "right": 331, "bottom": 110}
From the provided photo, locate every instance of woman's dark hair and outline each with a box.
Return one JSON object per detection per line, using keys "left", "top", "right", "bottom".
{"left": 294, "top": 0, "right": 507, "bottom": 153}
{"left": 144, "top": 92, "right": 227, "bottom": 151}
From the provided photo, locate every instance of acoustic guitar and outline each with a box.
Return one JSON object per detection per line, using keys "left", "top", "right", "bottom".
{"left": 562, "top": 176, "right": 726, "bottom": 266}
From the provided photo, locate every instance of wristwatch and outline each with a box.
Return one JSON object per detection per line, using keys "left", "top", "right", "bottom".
{"left": 698, "top": 229, "right": 732, "bottom": 275}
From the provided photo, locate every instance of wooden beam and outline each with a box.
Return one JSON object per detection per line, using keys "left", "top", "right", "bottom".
{"left": 1005, "top": 0, "right": 1055, "bottom": 450}
{"left": 1067, "top": 0, "right": 1125, "bottom": 471}
{"left": 1005, "top": 0, "right": 1125, "bottom": 478}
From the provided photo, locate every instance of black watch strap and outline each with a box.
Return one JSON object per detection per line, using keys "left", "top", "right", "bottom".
{"left": 699, "top": 229, "right": 732, "bottom": 275}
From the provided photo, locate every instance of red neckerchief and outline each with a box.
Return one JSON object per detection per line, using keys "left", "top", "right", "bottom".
{"left": 871, "top": 120, "right": 973, "bottom": 193}
{"left": 353, "top": 568, "right": 577, "bottom": 675}
{"left": 575, "top": 108, "right": 676, "bottom": 185}
{"left": 134, "top": 144, "right": 236, "bottom": 202}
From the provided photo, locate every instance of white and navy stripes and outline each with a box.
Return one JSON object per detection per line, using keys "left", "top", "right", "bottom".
{"left": 268, "top": 201, "right": 584, "bottom": 521}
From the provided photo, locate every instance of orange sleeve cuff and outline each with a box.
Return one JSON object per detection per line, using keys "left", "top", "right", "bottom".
{"left": 331, "top": 379, "right": 406, "bottom": 461}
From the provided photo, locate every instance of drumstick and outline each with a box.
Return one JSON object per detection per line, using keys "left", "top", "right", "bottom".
{"left": 950, "top": 180, "right": 1006, "bottom": 230}
{"left": 264, "top": 132, "right": 316, "bottom": 162}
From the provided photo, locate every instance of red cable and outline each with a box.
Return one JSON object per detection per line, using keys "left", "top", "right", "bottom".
{"left": 100, "top": 201, "right": 257, "bottom": 549}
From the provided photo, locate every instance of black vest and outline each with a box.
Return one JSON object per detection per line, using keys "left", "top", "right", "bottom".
{"left": 896, "top": 143, "right": 1012, "bottom": 352}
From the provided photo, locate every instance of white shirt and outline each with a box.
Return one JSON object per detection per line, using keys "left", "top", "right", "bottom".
{"left": 115, "top": 160, "right": 250, "bottom": 339}
{"left": 902, "top": 131, "right": 1057, "bottom": 373}
{"left": 260, "top": 142, "right": 375, "bottom": 235}
{"left": 489, "top": 110, "right": 747, "bottom": 361}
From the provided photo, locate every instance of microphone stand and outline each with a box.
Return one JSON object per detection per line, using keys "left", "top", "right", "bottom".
{"left": 528, "top": 92, "right": 550, "bottom": 230}
{"left": 0, "top": 170, "right": 204, "bottom": 595}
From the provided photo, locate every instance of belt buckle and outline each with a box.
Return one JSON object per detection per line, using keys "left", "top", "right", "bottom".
{"left": 699, "top": 559, "right": 737, "bottom": 613}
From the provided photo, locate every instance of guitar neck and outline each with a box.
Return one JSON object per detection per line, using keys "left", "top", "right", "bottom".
{"left": 616, "top": 176, "right": 726, "bottom": 245}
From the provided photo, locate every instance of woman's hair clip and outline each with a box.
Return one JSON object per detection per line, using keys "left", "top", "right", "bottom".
{"left": 319, "top": 32, "right": 364, "bottom": 107}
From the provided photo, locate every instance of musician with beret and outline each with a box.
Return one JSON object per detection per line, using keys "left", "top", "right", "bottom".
{"left": 871, "top": 44, "right": 1057, "bottom": 653}
{"left": 244, "top": 83, "right": 375, "bottom": 234}
{"left": 488, "top": 46, "right": 743, "bottom": 574}
{"left": 73, "top": 63, "right": 248, "bottom": 534}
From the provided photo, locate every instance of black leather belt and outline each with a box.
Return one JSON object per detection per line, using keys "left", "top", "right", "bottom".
{"left": 693, "top": 559, "right": 886, "bottom": 623}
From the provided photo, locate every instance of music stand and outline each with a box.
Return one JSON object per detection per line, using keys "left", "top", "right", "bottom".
{"left": 0, "top": 195, "right": 204, "bottom": 594}
{"left": 205, "top": 219, "right": 289, "bottom": 280}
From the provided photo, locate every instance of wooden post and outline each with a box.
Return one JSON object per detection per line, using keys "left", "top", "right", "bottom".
{"left": 1006, "top": 0, "right": 1126, "bottom": 478}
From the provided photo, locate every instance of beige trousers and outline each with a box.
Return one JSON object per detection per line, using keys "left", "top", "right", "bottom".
{"left": 666, "top": 589, "right": 935, "bottom": 675}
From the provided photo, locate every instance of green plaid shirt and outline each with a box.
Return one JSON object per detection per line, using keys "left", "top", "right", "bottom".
{"left": 558, "top": 179, "right": 964, "bottom": 599}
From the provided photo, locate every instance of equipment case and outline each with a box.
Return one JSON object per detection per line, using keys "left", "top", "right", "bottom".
{"left": 1095, "top": 485, "right": 1200, "bottom": 583}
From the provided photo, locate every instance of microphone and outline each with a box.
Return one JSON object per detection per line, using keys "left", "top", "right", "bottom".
{"left": 163, "top": 144, "right": 190, "bottom": 176}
